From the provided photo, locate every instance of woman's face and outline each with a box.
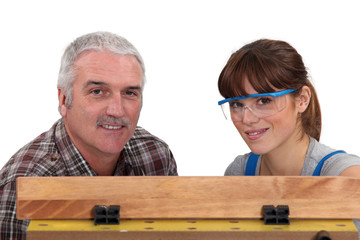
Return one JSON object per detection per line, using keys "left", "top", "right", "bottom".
{"left": 232, "top": 80, "right": 304, "bottom": 155}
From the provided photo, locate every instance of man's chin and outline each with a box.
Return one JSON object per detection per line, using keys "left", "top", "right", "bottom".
{"left": 97, "top": 142, "right": 128, "bottom": 153}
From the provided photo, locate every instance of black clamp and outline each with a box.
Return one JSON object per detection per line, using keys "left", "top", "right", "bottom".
{"left": 94, "top": 205, "right": 120, "bottom": 225}
{"left": 263, "top": 205, "right": 290, "bottom": 225}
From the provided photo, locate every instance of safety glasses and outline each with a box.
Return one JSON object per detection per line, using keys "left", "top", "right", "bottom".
{"left": 218, "top": 89, "right": 297, "bottom": 122}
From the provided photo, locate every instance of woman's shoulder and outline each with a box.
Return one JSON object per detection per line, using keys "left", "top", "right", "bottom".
{"left": 309, "top": 137, "right": 359, "bottom": 161}
{"left": 307, "top": 137, "right": 360, "bottom": 175}
{"left": 322, "top": 150, "right": 360, "bottom": 176}
{"left": 224, "top": 153, "right": 252, "bottom": 176}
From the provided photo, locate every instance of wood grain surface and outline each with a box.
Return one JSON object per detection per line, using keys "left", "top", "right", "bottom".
{"left": 16, "top": 176, "right": 360, "bottom": 220}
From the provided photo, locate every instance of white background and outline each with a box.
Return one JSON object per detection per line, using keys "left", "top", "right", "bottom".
{"left": 0, "top": 0, "right": 359, "bottom": 176}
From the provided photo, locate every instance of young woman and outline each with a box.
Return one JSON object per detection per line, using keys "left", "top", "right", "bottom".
{"left": 218, "top": 39, "right": 360, "bottom": 176}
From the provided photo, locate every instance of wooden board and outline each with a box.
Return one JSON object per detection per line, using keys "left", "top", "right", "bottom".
{"left": 26, "top": 219, "right": 358, "bottom": 240}
{"left": 16, "top": 176, "right": 360, "bottom": 220}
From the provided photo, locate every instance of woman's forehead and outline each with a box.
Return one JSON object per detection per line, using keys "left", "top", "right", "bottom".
{"left": 236, "top": 77, "right": 277, "bottom": 96}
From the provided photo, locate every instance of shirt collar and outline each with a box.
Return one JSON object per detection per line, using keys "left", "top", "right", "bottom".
{"left": 54, "top": 118, "right": 132, "bottom": 176}
{"left": 54, "top": 119, "right": 98, "bottom": 176}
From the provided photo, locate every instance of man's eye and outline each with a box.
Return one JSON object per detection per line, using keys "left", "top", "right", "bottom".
{"left": 125, "top": 90, "right": 139, "bottom": 97}
{"left": 91, "top": 89, "right": 103, "bottom": 95}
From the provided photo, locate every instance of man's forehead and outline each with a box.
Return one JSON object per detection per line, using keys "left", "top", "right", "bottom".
{"left": 74, "top": 50, "right": 140, "bottom": 66}
{"left": 83, "top": 80, "right": 142, "bottom": 90}
{"left": 72, "top": 51, "right": 143, "bottom": 90}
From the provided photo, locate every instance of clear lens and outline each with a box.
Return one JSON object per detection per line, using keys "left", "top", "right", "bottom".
{"left": 221, "top": 95, "right": 288, "bottom": 122}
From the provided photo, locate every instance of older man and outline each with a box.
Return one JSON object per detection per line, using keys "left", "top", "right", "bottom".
{"left": 0, "top": 32, "right": 177, "bottom": 239}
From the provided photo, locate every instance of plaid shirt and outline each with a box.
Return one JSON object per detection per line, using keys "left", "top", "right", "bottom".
{"left": 0, "top": 119, "right": 177, "bottom": 239}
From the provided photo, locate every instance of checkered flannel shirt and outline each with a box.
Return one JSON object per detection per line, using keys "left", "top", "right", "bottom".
{"left": 0, "top": 119, "right": 177, "bottom": 239}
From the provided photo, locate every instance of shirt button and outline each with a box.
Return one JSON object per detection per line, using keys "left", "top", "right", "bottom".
{"left": 50, "top": 155, "right": 58, "bottom": 161}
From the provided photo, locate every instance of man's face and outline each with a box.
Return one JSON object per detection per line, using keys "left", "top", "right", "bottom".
{"left": 59, "top": 51, "right": 143, "bottom": 160}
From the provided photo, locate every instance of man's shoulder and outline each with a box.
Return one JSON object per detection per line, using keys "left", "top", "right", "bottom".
{"left": 124, "top": 126, "right": 173, "bottom": 161}
{"left": 123, "top": 126, "right": 177, "bottom": 175}
{"left": 12, "top": 122, "right": 58, "bottom": 160}
{"left": 0, "top": 122, "right": 60, "bottom": 185}
{"left": 129, "top": 126, "right": 169, "bottom": 147}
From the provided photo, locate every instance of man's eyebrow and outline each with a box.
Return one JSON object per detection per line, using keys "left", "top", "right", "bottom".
{"left": 128, "top": 86, "right": 142, "bottom": 90}
{"left": 83, "top": 81, "right": 143, "bottom": 91}
{"left": 83, "top": 81, "right": 108, "bottom": 89}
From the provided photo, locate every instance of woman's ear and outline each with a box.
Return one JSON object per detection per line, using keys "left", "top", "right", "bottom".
{"left": 298, "top": 86, "right": 311, "bottom": 113}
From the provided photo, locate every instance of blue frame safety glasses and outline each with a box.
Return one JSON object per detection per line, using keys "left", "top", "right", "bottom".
{"left": 218, "top": 89, "right": 298, "bottom": 122}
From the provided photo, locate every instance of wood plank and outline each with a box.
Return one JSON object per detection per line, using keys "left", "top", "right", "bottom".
{"left": 16, "top": 176, "right": 360, "bottom": 220}
{"left": 26, "top": 219, "right": 359, "bottom": 240}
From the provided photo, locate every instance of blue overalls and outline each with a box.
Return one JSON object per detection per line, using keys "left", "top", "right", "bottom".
{"left": 245, "top": 151, "right": 346, "bottom": 176}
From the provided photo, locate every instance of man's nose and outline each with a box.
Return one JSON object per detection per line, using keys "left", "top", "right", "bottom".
{"left": 106, "top": 94, "right": 125, "bottom": 117}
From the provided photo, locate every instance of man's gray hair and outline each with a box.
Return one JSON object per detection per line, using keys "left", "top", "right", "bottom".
{"left": 57, "top": 31, "right": 146, "bottom": 108}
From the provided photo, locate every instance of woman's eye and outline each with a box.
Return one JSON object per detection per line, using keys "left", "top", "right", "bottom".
{"left": 258, "top": 97, "right": 272, "bottom": 105}
{"left": 230, "top": 102, "right": 243, "bottom": 109}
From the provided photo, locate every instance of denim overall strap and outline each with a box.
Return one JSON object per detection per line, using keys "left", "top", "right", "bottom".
{"left": 245, "top": 153, "right": 260, "bottom": 176}
{"left": 312, "top": 150, "right": 346, "bottom": 176}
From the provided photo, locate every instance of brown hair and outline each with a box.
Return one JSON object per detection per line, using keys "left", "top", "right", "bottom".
{"left": 218, "top": 39, "right": 321, "bottom": 141}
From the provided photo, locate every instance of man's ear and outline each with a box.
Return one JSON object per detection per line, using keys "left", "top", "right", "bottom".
{"left": 298, "top": 86, "right": 311, "bottom": 113}
{"left": 58, "top": 88, "right": 67, "bottom": 117}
